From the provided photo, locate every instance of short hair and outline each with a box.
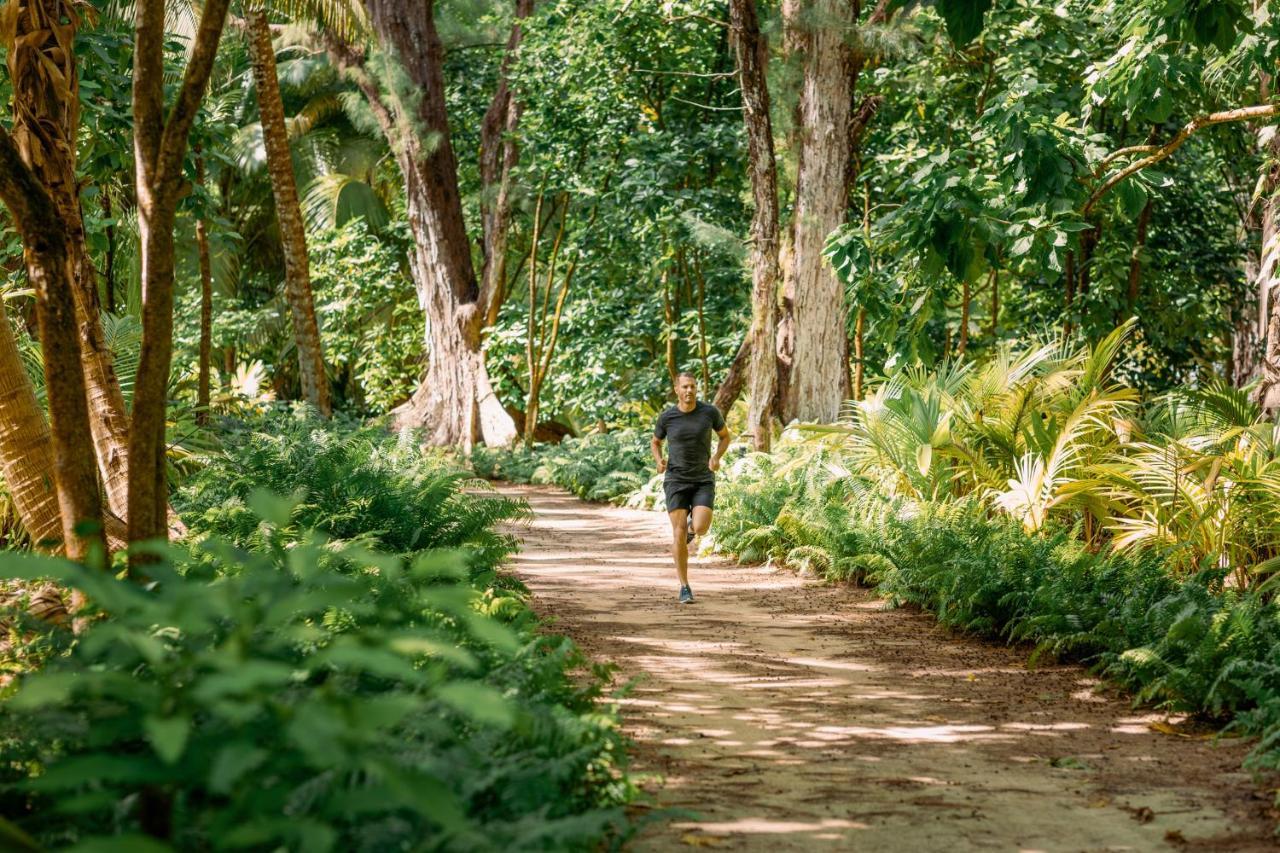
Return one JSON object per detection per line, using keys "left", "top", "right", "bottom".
{"left": 675, "top": 371, "right": 698, "bottom": 382}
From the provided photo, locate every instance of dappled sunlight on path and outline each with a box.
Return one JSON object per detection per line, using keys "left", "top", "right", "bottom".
{"left": 500, "top": 484, "right": 1275, "bottom": 851}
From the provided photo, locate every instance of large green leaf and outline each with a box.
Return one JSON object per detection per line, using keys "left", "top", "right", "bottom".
{"left": 934, "top": 0, "right": 993, "bottom": 44}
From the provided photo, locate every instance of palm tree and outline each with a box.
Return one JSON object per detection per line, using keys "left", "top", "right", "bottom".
{"left": 245, "top": 6, "right": 331, "bottom": 416}
{"left": 0, "top": 298, "right": 63, "bottom": 550}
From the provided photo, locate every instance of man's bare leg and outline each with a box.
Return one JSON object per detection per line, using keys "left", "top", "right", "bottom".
{"left": 668, "top": 509, "right": 690, "bottom": 587}
{"left": 690, "top": 505, "right": 712, "bottom": 538}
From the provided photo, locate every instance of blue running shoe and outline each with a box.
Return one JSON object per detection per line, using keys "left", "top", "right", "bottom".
{"left": 679, "top": 585, "right": 694, "bottom": 604}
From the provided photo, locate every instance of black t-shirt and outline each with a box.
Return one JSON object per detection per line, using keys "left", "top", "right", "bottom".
{"left": 654, "top": 401, "right": 725, "bottom": 485}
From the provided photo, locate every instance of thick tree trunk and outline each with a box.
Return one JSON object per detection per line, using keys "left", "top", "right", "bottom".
{"left": 0, "top": 299, "right": 63, "bottom": 549}
{"left": 0, "top": 129, "right": 103, "bottom": 559}
{"left": 713, "top": 335, "right": 751, "bottom": 413}
{"left": 730, "top": 0, "right": 781, "bottom": 450}
{"left": 195, "top": 152, "right": 214, "bottom": 425}
{"left": 247, "top": 9, "right": 331, "bottom": 416}
{"left": 129, "top": 0, "right": 231, "bottom": 546}
{"left": 359, "top": 0, "right": 517, "bottom": 447}
{"left": 778, "top": 0, "right": 853, "bottom": 423}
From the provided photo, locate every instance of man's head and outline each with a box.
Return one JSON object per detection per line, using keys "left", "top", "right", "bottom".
{"left": 675, "top": 371, "right": 698, "bottom": 407}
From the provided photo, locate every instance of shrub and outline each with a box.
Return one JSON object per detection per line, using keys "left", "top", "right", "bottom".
{"left": 472, "top": 430, "right": 652, "bottom": 504}
{"left": 0, "top": 414, "right": 633, "bottom": 851}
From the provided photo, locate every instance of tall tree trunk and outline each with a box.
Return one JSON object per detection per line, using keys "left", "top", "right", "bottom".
{"left": 1255, "top": 131, "right": 1280, "bottom": 411}
{"left": 195, "top": 151, "right": 214, "bottom": 425}
{"left": 852, "top": 306, "right": 865, "bottom": 399}
{"left": 247, "top": 8, "right": 331, "bottom": 416}
{"left": 957, "top": 277, "right": 970, "bottom": 356}
{"left": 4, "top": 0, "right": 136, "bottom": 528}
{"left": 353, "top": 0, "right": 517, "bottom": 447}
{"left": 129, "top": 0, "right": 231, "bottom": 546}
{"left": 778, "top": 0, "right": 854, "bottom": 423}
{"left": 988, "top": 266, "right": 1000, "bottom": 338}
{"left": 480, "top": 0, "right": 534, "bottom": 328}
{"left": 0, "top": 298, "right": 63, "bottom": 549}
{"left": 730, "top": 0, "right": 781, "bottom": 450}
{"left": 0, "top": 129, "right": 104, "bottom": 559}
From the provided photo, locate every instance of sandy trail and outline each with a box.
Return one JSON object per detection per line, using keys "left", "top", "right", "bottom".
{"left": 499, "top": 484, "right": 1277, "bottom": 851}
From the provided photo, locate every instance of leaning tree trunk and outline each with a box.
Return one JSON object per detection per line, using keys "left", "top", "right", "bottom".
{"left": 246, "top": 8, "right": 331, "bottom": 416}
{"left": 778, "top": 0, "right": 854, "bottom": 423}
{"left": 730, "top": 0, "right": 781, "bottom": 451}
{"left": 0, "top": 298, "right": 63, "bottom": 549}
{"left": 360, "top": 0, "right": 517, "bottom": 448}
{"left": 0, "top": 129, "right": 104, "bottom": 560}
{"left": 4, "top": 0, "right": 136, "bottom": 526}
{"left": 129, "top": 0, "right": 231, "bottom": 547}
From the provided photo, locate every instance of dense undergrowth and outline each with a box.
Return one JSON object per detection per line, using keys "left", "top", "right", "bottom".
{"left": 471, "top": 429, "right": 653, "bottom": 504}
{"left": 0, "top": 410, "right": 633, "bottom": 851}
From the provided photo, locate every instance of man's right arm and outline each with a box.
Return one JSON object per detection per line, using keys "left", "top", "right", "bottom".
{"left": 651, "top": 436, "right": 667, "bottom": 473}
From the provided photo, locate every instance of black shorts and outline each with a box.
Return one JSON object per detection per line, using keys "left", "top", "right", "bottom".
{"left": 664, "top": 480, "right": 715, "bottom": 513}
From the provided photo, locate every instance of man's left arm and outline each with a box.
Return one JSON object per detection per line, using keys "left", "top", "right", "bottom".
{"left": 709, "top": 425, "right": 731, "bottom": 472}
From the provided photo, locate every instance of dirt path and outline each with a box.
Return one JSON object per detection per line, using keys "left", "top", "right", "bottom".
{"left": 499, "top": 484, "right": 1277, "bottom": 851}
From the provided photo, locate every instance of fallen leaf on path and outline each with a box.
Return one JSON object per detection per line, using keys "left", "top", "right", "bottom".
{"left": 1148, "top": 721, "right": 1213, "bottom": 740}
{"left": 681, "top": 834, "right": 726, "bottom": 847}
{"left": 1087, "top": 797, "right": 1111, "bottom": 808}
{"left": 1165, "top": 830, "right": 1187, "bottom": 845}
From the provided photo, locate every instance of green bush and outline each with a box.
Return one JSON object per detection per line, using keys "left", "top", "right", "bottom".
{"left": 472, "top": 430, "right": 652, "bottom": 504}
{"left": 0, "top": 414, "right": 633, "bottom": 851}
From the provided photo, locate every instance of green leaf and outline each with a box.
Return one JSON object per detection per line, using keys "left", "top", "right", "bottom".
{"left": 144, "top": 715, "right": 191, "bottom": 765}
{"left": 0, "top": 817, "right": 40, "bottom": 852}
{"left": 436, "top": 682, "right": 515, "bottom": 729}
{"left": 208, "top": 742, "right": 269, "bottom": 795}
{"left": 248, "top": 488, "right": 302, "bottom": 527}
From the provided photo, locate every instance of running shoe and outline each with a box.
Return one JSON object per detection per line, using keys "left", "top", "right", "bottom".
{"left": 679, "top": 585, "right": 694, "bottom": 604}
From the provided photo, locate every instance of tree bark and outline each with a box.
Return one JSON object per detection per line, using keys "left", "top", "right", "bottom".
{"left": 957, "top": 277, "right": 970, "bottom": 356}
{"left": 730, "top": 0, "right": 781, "bottom": 450}
{"left": 713, "top": 335, "right": 751, "bottom": 413}
{"left": 4, "top": 0, "right": 136, "bottom": 528}
{"left": 0, "top": 128, "right": 103, "bottom": 560}
{"left": 354, "top": 0, "right": 518, "bottom": 447}
{"left": 1255, "top": 130, "right": 1280, "bottom": 410}
{"left": 778, "top": 0, "right": 854, "bottom": 423}
{"left": 247, "top": 8, "right": 331, "bottom": 416}
{"left": 0, "top": 298, "right": 63, "bottom": 549}
{"left": 130, "top": 0, "right": 231, "bottom": 546}
{"left": 1126, "top": 198, "right": 1153, "bottom": 311}
{"left": 195, "top": 151, "right": 214, "bottom": 425}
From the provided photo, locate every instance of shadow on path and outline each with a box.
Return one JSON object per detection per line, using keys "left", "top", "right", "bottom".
{"left": 499, "top": 484, "right": 1277, "bottom": 852}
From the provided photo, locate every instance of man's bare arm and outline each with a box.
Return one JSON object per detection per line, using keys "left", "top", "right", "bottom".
{"left": 651, "top": 436, "right": 667, "bottom": 473}
{"left": 709, "top": 426, "right": 731, "bottom": 471}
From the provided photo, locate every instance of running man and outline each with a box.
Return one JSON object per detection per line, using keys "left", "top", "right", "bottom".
{"left": 651, "top": 371, "right": 731, "bottom": 604}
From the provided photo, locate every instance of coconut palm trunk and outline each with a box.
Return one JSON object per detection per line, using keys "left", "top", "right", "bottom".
{"left": 246, "top": 7, "right": 331, "bottom": 416}
{"left": 0, "top": 298, "right": 63, "bottom": 549}
{"left": 2, "top": 0, "right": 136, "bottom": 525}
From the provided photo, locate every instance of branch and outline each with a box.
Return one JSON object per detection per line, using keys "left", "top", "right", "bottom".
{"left": 1085, "top": 103, "right": 1280, "bottom": 214}
{"left": 155, "top": 0, "right": 233, "bottom": 190}
{"left": 320, "top": 29, "right": 398, "bottom": 145}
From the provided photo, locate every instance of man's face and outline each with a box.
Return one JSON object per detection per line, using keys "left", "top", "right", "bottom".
{"left": 676, "top": 376, "right": 697, "bottom": 406}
